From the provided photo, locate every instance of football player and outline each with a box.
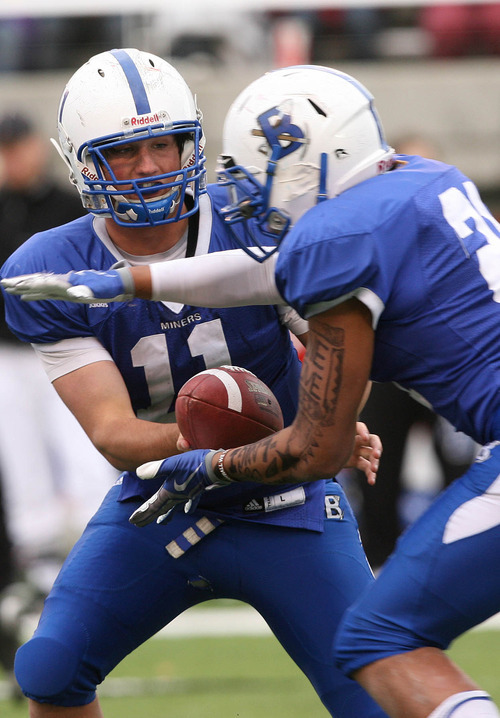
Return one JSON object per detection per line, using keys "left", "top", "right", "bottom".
{"left": 13, "top": 65, "right": 500, "bottom": 718}
{"left": 0, "top": 52, "right": 385, "bottom": 718}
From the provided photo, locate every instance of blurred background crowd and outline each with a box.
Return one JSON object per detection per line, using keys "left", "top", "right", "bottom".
{"left": 2, "top": 3, "right": 500, "bottom": 71}
{"left": 0, "top": 0, "right": 498, "bottom": 698}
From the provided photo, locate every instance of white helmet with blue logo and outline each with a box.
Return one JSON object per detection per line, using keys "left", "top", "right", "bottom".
{"left": 218, "top": 65, "right": 394, "bottom": 260}
{"left": 55, "top": 48, "right": 206, "bottom": 227}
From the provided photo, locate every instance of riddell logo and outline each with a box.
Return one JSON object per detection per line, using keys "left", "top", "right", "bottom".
{"left": 185, "top": 143, "right": 204, "bottom": 169}
{"left": 130, "top": 113, "right": 160, "bottom": 126}
{"left": 82, "top": 166, "right": 98, "bottom": 181}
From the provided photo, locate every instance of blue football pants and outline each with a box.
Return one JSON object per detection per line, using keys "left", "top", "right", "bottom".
{"left": 15, "top": 480, "right": 387, "bottom": 717}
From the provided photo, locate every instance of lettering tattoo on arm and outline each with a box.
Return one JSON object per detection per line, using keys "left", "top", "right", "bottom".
{"left": 228, "top": 320, "right": 345, "bottom": 484}
{"left": 299, "top": 323, "right": 344, "bottom": 426}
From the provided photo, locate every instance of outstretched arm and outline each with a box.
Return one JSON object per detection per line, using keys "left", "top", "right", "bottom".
{"left": 1, "top": 250, "right": 283, "bottom": 307}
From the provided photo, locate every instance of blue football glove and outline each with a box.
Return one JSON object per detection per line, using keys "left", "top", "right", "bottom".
{"left": 129, "top": 449, "right": 230, "bottom": 527}
{"left": 1, "top": 267, "right": 135, "bottom": 303}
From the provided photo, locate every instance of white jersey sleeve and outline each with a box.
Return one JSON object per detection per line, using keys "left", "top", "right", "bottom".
{"left": 150, "top": 249, "right": 284, "bottom": 307}
{"left": 33, "top": 336, "right": 114, "bottom": 382}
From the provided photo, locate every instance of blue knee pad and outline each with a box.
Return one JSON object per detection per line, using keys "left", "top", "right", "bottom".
{"left": 15, "top": 617, "right": 92, "bottom": 704}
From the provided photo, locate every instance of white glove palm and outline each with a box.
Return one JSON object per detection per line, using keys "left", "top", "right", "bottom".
{"left": 1, "top": 268, "right": 135, "bottom": 303}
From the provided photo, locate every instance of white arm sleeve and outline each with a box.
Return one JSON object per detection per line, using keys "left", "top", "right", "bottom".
{"left": 150, "top": 249, "right": 284, "bottom": 306}
{"left": 33, "top": 336, "right": 113, "bottom": 382}
{"left": 276, "top": 305, "right": 308, "bottom": 336}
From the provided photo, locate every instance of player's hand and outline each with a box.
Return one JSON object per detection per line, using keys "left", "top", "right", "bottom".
{"left": 1, "top": 267, "right": 135, "bottom": 303}
{"left": 129, "top": 449, "right": 230, "bottom": 527}
{"left": 345, "top": 421, "right": 382, "bottom": 486}
{"left": 176, "top": 433, "right": 191, "bottom": 452}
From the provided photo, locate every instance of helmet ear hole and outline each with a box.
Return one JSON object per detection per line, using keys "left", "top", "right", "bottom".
{"left": 55, "top": 48, "right": 206, "bottom": 227}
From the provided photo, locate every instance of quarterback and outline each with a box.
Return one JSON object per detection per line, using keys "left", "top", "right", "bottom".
{"left": 9, "top": 65, "right": 500, "bottom": 718}
{"left": 1, "top": 52, "right": 385, "bottom": 718}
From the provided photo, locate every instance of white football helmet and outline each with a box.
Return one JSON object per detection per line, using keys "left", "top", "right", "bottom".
{"left": 55, "top": 48, "right": 206, "bottom": 227}
{"left": 217, "top": 65, "right": 394, "bottom": 261}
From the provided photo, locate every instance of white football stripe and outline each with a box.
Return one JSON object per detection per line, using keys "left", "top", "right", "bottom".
{"left": 197, "top": 369, "right": 243, "bottom": 413}
{"left": 443, "top": 473, "right": 500, "bottom": 544}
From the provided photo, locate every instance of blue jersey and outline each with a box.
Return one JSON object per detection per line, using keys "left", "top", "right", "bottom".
{"left": 275, "top": 155, "right": 500, "bottom": 445}
{"left": 2, "top": 185, "right": 325, "bottom": 530}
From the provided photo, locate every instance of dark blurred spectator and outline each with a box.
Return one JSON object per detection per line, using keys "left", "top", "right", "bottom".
{"left": 0, "top": 112, "right": 117, "bottom": 541}
{"left": 343, "top": 7, "right": 385, "bottom": 59}
{"left": 0, "top": 112, "right": 98, "bottom": 698}
{"left": 420, "top": 3, "right": 500, "bottom": 57}
{"left": 0, "top": 16, "right": 122, "bottom": 72}
{"left": 313, "top": 8, "right": 385, "bottom": 60}
{"left": 269, "top": 8, "right": 385, "bottom": 64}
{"left": 0, "top": 18, "right": 33, "bottom": 72}
{"left": 352, "top": 383, "right": 477, "bottom": 570}
{"left": 0, "top": 112, "right": 85, "bottom": 290}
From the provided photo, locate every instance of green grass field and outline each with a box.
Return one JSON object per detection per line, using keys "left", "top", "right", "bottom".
{"left": 1, "top": 623, "right": 498, "bottom": 717}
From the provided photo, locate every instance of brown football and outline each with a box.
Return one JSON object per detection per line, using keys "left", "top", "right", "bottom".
{"left": 175, "top": 365, "right": 284, "bottom": 449}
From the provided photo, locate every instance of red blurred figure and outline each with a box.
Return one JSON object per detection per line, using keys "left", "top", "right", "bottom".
{"left": 421, "top": 3, "right": 500, "bottom": 57}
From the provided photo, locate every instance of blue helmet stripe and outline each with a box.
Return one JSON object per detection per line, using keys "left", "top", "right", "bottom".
{"left": 110, "top": 49, "right": 151, "bottom": 115}
{"left": 58, "top": 89, "right": 69, "bottom": 123}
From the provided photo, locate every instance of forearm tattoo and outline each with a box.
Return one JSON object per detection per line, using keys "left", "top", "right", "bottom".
{"left": 299, "top": 324, "right": 344, "bottom": 426}
{"left": 228, "top": 320, "right": 345, "bottom": 484}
